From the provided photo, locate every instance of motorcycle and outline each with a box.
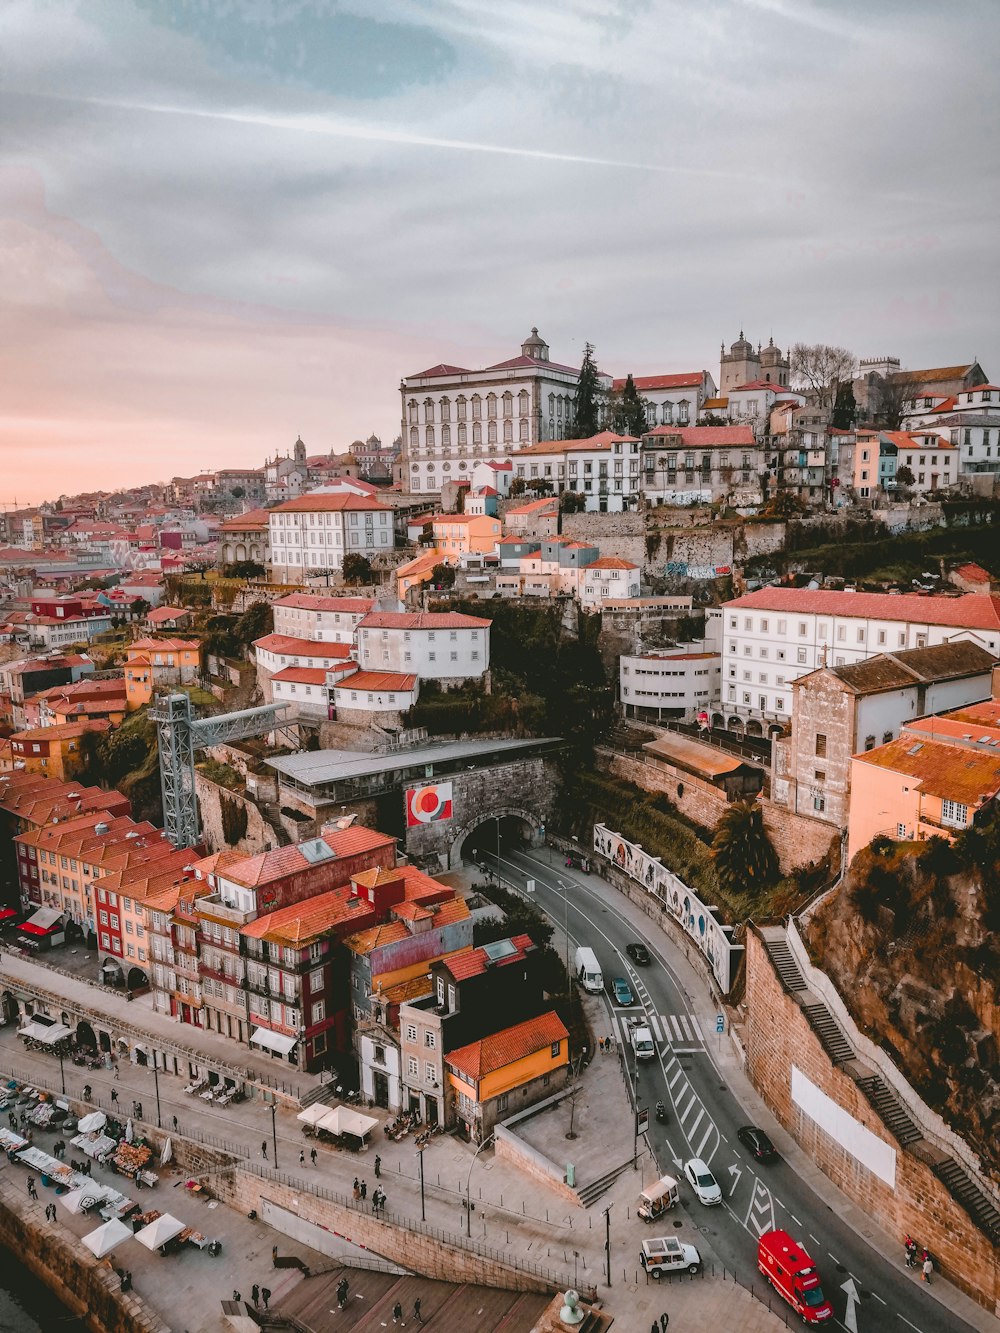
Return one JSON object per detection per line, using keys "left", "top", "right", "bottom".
{"left": 655, "top": 1101, "right": 668, "bottom": 1124}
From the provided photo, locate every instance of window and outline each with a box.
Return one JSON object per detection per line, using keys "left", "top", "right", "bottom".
{"left": 424, "top": 1062, "right": 435, "bottom": 1083}
{"left": 496, "top": 1093, "right": 509, "bottom": 1111}
{"left": 897, "top": 823, "right": 907, "bottom": 838}
{"left": 815, "top": 734, "right": 827, "bottom": 757}
{"left": 309, "top": 967, "right": 324, "bottom": 989}
{"left": 815, "top": 770, "right": 826, "bottom": 781}
{"left": 796, "top": 648, "right": 807, "bottom": 664}
{"left": 941, "top": 799, "right": 968, "bottom": 827}
{"left": 864, "top": 735, "right": 875, "bottom": 750}
{"left": 424, "top": 1030, "right": 436, "bottom": 1048}
{"left": 406, "top": 1024, "right": 417, "bottom": 1042}
{"left": 407, "top": 1056, "right": 418, "bottom": 1077}
{"left": 883, "top": 731, "right": 893, "bottom": 744}
{"left": 311, "top": 1000, "right": 325, "bottom": 1024}
{"left": 551, "top": 1041, "right": 561, "bottom": 1057}
{"left": 813, "top": 794, "right": 825, "bottom": 812}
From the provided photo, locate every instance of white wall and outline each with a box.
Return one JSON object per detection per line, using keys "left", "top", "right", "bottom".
{"left": 356, "top": 625, "right": 489, "bottom": 681}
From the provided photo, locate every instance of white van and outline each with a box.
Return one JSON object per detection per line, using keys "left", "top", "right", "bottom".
{"left": 630, "top": 1024, "right": 655, "bottom": 1060}
{"left": 574, "top": 945, "right": 603, "bottom": 994}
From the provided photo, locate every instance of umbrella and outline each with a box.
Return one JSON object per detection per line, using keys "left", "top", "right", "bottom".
{"left": 125, "top": 1118, "right": 134, "bottom": 1144}
{"left": 82, "top": 1217, "right": 133, "bottom": 1259}
{"left": 78, "top": 1111, "right": 107, "bottom": 1134}
{"left": 135, "top": 1213, "right": 185, "bottom": 1251}
{"left": 160, "top": 1137, "right": 173, "bottom": 1165}
{"left": 60, "top": 1186, "right": 107, "bottom": 1214}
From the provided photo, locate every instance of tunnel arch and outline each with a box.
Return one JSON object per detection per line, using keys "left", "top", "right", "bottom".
{"left": 449, "top": 806, "right": 543, "bottom": 869}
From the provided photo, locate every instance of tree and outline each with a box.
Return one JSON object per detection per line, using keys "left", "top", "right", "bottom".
{"left": 508, "top": 477, "right": 527, "bottom": 496}
{"left": 560, "top": 491, "right": 587, "bottom": 514}
{"left": 230, "top": 485, "right": 245, "bottom": 499}
{"left": 607, "top": 373, "right": 648, "bottom": 437}
{"left": 342, "top": 553, "right": 373, "bottom": 585}
{"left": 790, "top": 343, "right": 857, "bottom": 410}
{"left": 223, "top": 560, "right": 266, "bottom": 579}
{"left": 894, "top": 465, "right": 915, "bottom": 488}
{"left": 570, "top": 342, "right": 604, "bottom": 438}
{"left": 711, "top": 801, "right": 779, "bottom": 897}
{"left": 871, "top": 375, "right": 910, "bottom": 431}
{"left": 831, "top": 380, "right": 857, "bottom": 430}
{"left": 430, "top": 562, "right": 455, "bottom": 589}
{"left": 761, "top": 490, "right": 807, "bottom": 519}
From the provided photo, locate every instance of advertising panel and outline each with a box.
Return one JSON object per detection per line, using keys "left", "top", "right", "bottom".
{"left": 405, "top": 781, "right": 454, "bottom": 828}
{"left": 592, "top": 823, "right": 743, "bottom": 994}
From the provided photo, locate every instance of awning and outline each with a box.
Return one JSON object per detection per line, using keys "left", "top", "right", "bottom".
{"left": 0, "top": 907, "right": 18, "bottom": 923}
{"left": 21, "top": 906, "right": 63, "bottom": 935}
{"left": 296, "top": 1104, "right": 330, "bottom": 1127}
{"left": 250, "top": 1027, "right": 297, "bottom": 1056}
{"left": 33, "top": 1023, "right": 72, "bottom": 1045}
{"left": 317, "top": 1105, "right": 377, "bottom": 1139}
{"left": 17, "top": 1023, "right": 46, "bottom": 1042}
{"left": 135, "top": 1213, "right": 185, "bottom": 1251}
{"left": 78, "top": 1111, "right": 107, "bottom": 1134}
{"left": 60, "top": 1186, "right": 111, "bottom": 1215}
{"left": 83, "top": 1217, "right": 133, "bottom": 1259}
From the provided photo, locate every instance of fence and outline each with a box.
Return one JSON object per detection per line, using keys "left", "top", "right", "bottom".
{"left": 634, "top": 1261, "right": 796, "bottom": 1327}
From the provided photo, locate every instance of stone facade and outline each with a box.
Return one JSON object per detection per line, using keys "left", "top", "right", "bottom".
{"left": 744, "top": 928, "right": 1000, "bottom": 1314}
{"left": 195, "top": 773, "right": 282, "bottom": 857}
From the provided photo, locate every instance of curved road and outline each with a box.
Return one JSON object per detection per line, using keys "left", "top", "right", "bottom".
{"left": 483, "top": 841, "right": 979, "bottom": 1333}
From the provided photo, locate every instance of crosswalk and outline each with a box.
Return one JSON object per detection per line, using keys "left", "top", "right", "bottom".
{"left": 612, "top": 1011, "right": 704, "bottom": 1053}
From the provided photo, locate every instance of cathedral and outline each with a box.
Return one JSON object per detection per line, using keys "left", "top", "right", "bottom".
{"left": 719, "top": 333, "right": 790, "bottom": 395}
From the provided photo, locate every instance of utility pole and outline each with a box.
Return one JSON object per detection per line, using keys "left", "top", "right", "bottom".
{"left": 152, "top": 1057, "right": 162, "bottom": 1129}
{"left": 270, "top": 1101, "right": 279, "bottom": 1168}
{"left": 602, "top": 1204, "right": 613, "bottom": 1287}
{"left": 416, "top": 1142, "right": 426, "bottom": 1222}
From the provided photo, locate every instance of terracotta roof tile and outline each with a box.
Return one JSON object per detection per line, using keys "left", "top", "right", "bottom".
{"left": 273, "top": 594, "right": 375, "bottom": 614}
{"left": 612, "top": 372, "right": 703, "bottom": 391}
{"left": 854, "top": 735, "right": 1000, "bottom": 804}
{"left": 725, "top": 588, "right": 1000, "bottom": 632}
{"left": 357, "top": 611, "right": 490, "bottom": 631}
{"left": 446, "top": 1010, "right": 568, "bottom": 1082}
{"left": 335, "top": 670, "right": 418, "bottom": 692}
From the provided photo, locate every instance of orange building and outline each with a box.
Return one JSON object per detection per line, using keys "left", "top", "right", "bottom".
{"left": 445, "top": 1010, "right": 569, "bottom": 1140}
{"left": 8, "top": 720, "right": 111, "bottom": 781}
{"left": 395, "top": 549, "right": 441, "bottom": 603}
{"left": 430, "top": 513, "right": 501, "bottom": 562}
{"left": 848, "top": 698, "right": 1000, "bottom": 860}
{"left": 124, "top": 638, "right": 201, "bottom": 708}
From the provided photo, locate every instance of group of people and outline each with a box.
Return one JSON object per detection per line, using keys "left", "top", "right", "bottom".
{"left": 904, "top": 1236, "right": 934, "bottom": 1282}
{"left": 598, "top": 1035, "right": 616, "bottom": 1054}
{"left": 351, "top": 1176, "right": 386, "bottom": 1214}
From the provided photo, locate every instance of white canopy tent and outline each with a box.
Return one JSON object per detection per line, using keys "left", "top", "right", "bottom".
{"left": 82, "top": 1217, "right": 133, "bottom": 1259}
{"left": 60, "top": 1186, "right": 110, "bottom": 1215}
{"left": 317, "top": 1106, "right": 378, "bottom": 1140}
{"left": 135, "top": 1213, "right": 185, "bottom": 1251}
{"left": 33, "top": 1022, "right": 72, "bottom": 1045}
{"left": 78, "top": 1111, "right": 107, "bottom": 1134}
{"left": 296, "top": 1104, "right": 329, "bottom": 1128}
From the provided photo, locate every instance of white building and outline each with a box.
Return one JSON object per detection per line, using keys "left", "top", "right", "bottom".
{"left": 272, "top": 594, "right": 376, "bottom": 644}
{"left": 270, "top": 666, "right": 334, "bottom": 719}
{"left": 331, "top": 670, "right": 420, "bottom": 724}
{"left": 720, "top": 588, "right": 1000, "bottom": 732}
{"left": 355, "top": 611, "right": 490, "bottom": 683}
{"left": 253, "top": 632, "right": 355, "bottom": 701}
{"left": 890, "top": 431, "right": 960, "bottom": 494}
{"left": 512, "top": 432, "right": 641, "bottom": 512}
{"left": 30, "top": 614, "right": 114, "bottom": 649}
{"left": 579, "top": 558, "right": 641, "bottom": 610}
{"left": 267, "top": 492, "right": 394, "bottom": 581}
{"left": 620, "top": 645, "right": 722, "bottom": 721}
{"left": 726, "top": 380, "right": 804, "bottom": 436}
{"left": 470, "top": 459, "right": 514, "bottom": 497}
{"left": 400, "top": 329, "right": 609, "bottom": 495}
{"left": 641, "top": 425, "right": 764, "bottom": 505}
{"left": 611, "top": 371, "right": 717, "bottom": 429}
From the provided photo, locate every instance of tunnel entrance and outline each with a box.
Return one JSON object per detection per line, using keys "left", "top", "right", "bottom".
{"left": 452, "top": 808, "right": 541, "bottom": 870}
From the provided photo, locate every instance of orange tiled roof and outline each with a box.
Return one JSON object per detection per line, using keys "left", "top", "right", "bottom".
{"left": 854, "top": 735, "right": 1000, "bottom": 804}
{"left": 335, "top": 671, "right": 418, "bottom": 692}
{"left": 443, "top": 932, "right": 533, "bottom": 981}
{"left": 357, "top": 611, "right": 490, "bottom": 631}
{"left": 218, "top": 826, "right": 397, "bottom": 888}
{"left": 725, "top": 588, "right": 1000, "bottom": 632}
{"left": 240, "top": 885, "right": 375, "bottom": 944}
{"left": 446, "top": 1011, "right": 568, "bottom": 1082}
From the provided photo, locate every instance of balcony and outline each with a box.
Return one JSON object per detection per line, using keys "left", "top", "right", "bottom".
{"left": 199, "top": 959, "right": 243, "bottom": 987}
{"left": 197, "top": 895, "right": 255, "bottom": 928}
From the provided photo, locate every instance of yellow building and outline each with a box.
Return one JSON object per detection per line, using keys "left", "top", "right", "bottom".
{"left": 8, "top": 720, "right": 111, "bottom": 782}
{"left": 395, "top": 549, "right": 442, "bottom": 603}
{"left": 124, "top": 638, "right": 202, "bottom": 709}
{"left": 445, "top": 1010, "right": 569, "bottom": 1141}
{"left": 430, "top": 513, "right": 501, "bottom": 562}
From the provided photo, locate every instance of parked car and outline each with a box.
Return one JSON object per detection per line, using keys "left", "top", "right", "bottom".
{"left": 683, "top": 1158, "right": 722, "bottom": 1205}
{"left": 625, "top": 942, "right": 650, "bottom": 965}
{"left": 737, "top": 1125, "right": 778, "bottom": 1162}
{"left": 640, "top": 1235, "right": 702, "bottom": 1277}
{"left": 612, "top": 977, "right": 635, "bottom": 1006}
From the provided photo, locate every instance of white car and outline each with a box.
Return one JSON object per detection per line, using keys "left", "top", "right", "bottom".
{"left": 683, "top": 1157, "right": 722, "bottom": 1205}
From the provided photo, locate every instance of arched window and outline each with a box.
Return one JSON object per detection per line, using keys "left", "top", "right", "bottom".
{"left": 503, "top": 420, "right": 513, "bottom": 442}
{"left": 471, "top": 395, "right": 482, "bottom": 419}
{"left": 487, "top": 393, "right": 497, "bottom": 418}
{"left": 458, "top": 423, "right": 467, "bottom": 446}
{"left": 662, "top": 401, "right": 673, "bottom": 425}
{"left": 472, "top": 422, "right": 482, "bottom": 445}
{"left": 518, "top": 390, "right": 529, "bottom": 415}
{"left": 548, "top": 393, "right": 555, "bottom": 417}
{"left": 409, "top": 427, "right": 418, "bottom": 448}
{"left": 440, "top": 397, "right": 451, "bottom": 421}
{"left": 408, "top": 399, "right": 418, "bottom": 424}
{"left": 424, "top": 398, "right": 435, "bottom": 423}
{"left": 519, "top": 419, "right": 530, "bottom": 440}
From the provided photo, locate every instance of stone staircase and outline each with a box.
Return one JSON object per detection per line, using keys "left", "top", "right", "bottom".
{"left": 577, "top": 1158, "right": 636, "bottom": 1208}
{"left": 760, "top": 924, "right": 1000, "bottom": 1251}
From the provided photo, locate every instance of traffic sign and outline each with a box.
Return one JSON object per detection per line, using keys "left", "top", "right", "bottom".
{"left": 636, "top": 1107, "right": 649, "bottom": 1135}
{"left": 716, "top": 1014, "right": 725, "bottom": 1034}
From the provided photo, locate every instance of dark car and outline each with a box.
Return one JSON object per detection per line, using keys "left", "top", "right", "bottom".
{"left": 625, "top": 942, "right": 651, "bottom": 966}
{"left": 737, "top": 1125, "right": 777, "bottom": 1161}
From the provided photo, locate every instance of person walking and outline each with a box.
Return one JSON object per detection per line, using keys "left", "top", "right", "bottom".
{"left": 110, "top": 1088, "right": 118, "bottom": 1105}
{"left": 360, "top": 1179, "right": 367, "bottom": 1201}
{"left": 114, "top": 1065, "right": 120, "bottom": 1081}
{"left": 26, "top": 1176, "right": 35, "bottom": 1197}
{"left": 660, "top": 1314, "right": 670, "bottom": 1331}
{"left": 261, "top": 1288, "right": 270, "bottom": 1309}
{"left": 353, "top": 1178, "right": 360, "bottom": 1201}
{"left": 310, "top": 1147, "right": 317, "bottom": 1166}
{"left": 261, "top": 1140, "right": 268, "bottom": 1159}
{"left": 299, "top": 1149, "right": 305, "bottom": 1167}
{"left": 232, "top": 1290, "right": 241, "bottom": 1303}
{"left": 392, "top": 1299, "right": 404, "bottom": 1324}
{"left": 904, "top": 1236, "right": 918, "bottom": 1268}
{"left": 337, "top": 1277, "right": 349, "bottom": 1309}
{"left": 82, "top": 1086, "right": 91, "bottom": 1102}
{"left": 922, "top": 1252, "right": 933, "bottom": 1283}
{"left": 413, "top": 1297, "right": 423, "bottom": 1323}
{"left": 374, "top": 1153, "right": 381, "bottom": 1178}
{"left": 172, "top": 1115, "right": 178, "bottom": 1132}
{"left": 251, "top": 1284, "right": 259, "bottom": 1307}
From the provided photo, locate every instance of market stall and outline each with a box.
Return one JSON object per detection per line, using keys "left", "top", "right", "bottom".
{"left": 110, "top": 1139, "right": 157, "bottom": 1187}
{"left": 82, "top": 1217, "right": 133, "bottom": 1259}
{"left": 135, "top": 1212, "right": 184, "bottom": 1253}
{"left": 72, "top": 1132, "right": 116, "bottom": 1160}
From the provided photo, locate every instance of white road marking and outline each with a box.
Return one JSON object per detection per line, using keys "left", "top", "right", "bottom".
{"left": 687, "top": 1107, "right": 705, "bottom": 1139}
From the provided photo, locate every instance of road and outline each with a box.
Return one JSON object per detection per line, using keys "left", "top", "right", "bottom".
{"left": 485, "top": 841, "right": 978, "bottom": 1333}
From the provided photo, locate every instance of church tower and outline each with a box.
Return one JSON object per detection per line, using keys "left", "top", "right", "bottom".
{"left": 293, "top": 436, "right": 307, "bottom": 465}
{"left": 719, "top": 332, "right": 761, "bottom": 394}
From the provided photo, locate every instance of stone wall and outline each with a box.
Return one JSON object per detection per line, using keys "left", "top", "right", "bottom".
{"left": 602, "top": 750, "right": 731, "bottom": 832}
{"left": 195, "top": 773, "right": 282, "bottom": 857}
{"left": 210, "top": 1166, "right": 568, "bottom": 1294}
{"left": 758, "top": 795, "right": 839, "bottom": 874}
{"left": 0, "top": 1176, "right": 168, "bottom": 1333}
{"left": 743, "top": 929, "right": 1000, "bottom": 1314}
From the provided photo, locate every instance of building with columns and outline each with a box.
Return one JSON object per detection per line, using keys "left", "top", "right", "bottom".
{"left": 399, "top": 329, "right": 608, "bottom": 495}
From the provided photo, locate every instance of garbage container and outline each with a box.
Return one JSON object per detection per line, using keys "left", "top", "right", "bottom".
{"left": 566, "top": 1163, "right": 576, "bottom": 1188}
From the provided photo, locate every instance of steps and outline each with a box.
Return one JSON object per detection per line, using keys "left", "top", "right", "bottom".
{"left": 577, "top": 1158, "right": 635, "bottom": 1208}
{"left": 934, "top": 1158, "right": 1000, "bottom": 1246}
{"left": 761, "top": 935, "right": 808, "bottom": 993}
{"left": 298, "top": 1080, "right": 341, "bottom": 1110}
{"left": 801, "top": 1002, "right": 855, "bottom": 1065}
{"left": 856, "top": 1075, "right": 923, "bottom": 1147}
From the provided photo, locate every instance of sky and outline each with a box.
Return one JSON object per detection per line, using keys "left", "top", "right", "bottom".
{"left": 2, "top": 0, "right": 998, "bottom": 505}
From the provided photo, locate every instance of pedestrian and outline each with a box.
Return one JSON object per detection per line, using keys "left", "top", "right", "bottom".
{"left": 272, "top": 1245, "right": 278, "bottom": 1265}
{"left": 83, "top": 1085, "right": 91, "bottom": 1101}
{"left": 904, "top": 1236, "right": 917, "bottom": 1268}
{"left": 110, "top": 1088, "right": 118, "bottom": 1104}
{"left": 374, "top": 1154, "right": 381, "bottom": 1178}
{"left": 121, "top": 1271, "right": 132, "bottom": 1293}
{"left": 337, "top": 1277, "right": 349, "bottom": 1309}
{"left": 232, "top": 1290, "right": 241, "bottom": 1303}
{"left": 172, "top": 1115, "right": 178, "bottom": 1131}
{"left": 392, "top": 1299, "right": 403, "bottom": 1324}
{"left": 261, "top": 1139, "right": 267, "bottom": 1159}
{"left": 413, "top": 1297, "right": 423, "bottom": 1323}
{"left": 651, "top": 1324, "right": 660, "bottom": 1333}
{"left": 114, "top": 1065, "right": 120, "bottom": 1081}
{"left": 310, "top": 1147, "right": 317, "bottom": 1166}
{"left": 922, "top": 1252, "right": 933, "bottom": 1283}
{"left": 372, "top": 1193, "right": 379, "bottom": 1214}
{"left": 360, "top": 1179, "right": 367, "bottom": 1201}
{"left": 26, "top": 1176, "right": 34, "bottom": 1196}
{"left": 299, "top": 1149, "right": 305, "bottom": 1166}
{"left": 251, "top": 1284, "right": 259, "bottom": 1307}
{"left": 261, "top": 1288, "right": 270, "bottom": 1309}
{"left": 660, "top": 1314, "right": 670, "bottom": 1331}
{"left": 353, "top": 1177, "right": 360, "bottom": 1201}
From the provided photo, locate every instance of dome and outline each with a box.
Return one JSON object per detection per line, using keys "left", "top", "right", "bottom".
{"left": 729, "top": 330, "right": 753, "bottom": 355}
{"left": 760, "top": 337, "right": 783, "bottom": 365}
{"left": 520, "top": 326, "right": 549, "bottom": 360}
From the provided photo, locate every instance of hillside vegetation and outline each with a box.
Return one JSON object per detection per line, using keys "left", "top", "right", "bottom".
{"left": 804, "top": 828, "right": 1000, "bottom": 1182}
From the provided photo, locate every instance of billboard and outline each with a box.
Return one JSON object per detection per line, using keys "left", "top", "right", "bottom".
{"left": 405, "top": 781, "right": 454, "bottom": 828}
{"left": 592, "top": 823, "right": 744, "bottom": 994}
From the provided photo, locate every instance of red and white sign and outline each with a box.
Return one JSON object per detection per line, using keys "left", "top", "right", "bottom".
{"left": 406, "top": 782, "right": 454, "bottom": 828}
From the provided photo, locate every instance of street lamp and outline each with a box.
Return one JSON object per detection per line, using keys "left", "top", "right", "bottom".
{"left": 602, "top": 1203, "right": 613, "bottom": 1287}
{"left": 415, "top": 1142, "right": 426, "bottom": 1222}
{"left": 495, "top": 816, "right": 501, "bottom": 886}
{"left": 466, "top": 1132, "right": 494, "bottom": 1237}
{"left": 57, "top": 1047, "right": 66, "bottom": 1096}
{"left": 270, "top": 1101, "right": 279, "bottom": 1168}
{"left": 152, "top": 1056, "right": 162, "bottom": 1129}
